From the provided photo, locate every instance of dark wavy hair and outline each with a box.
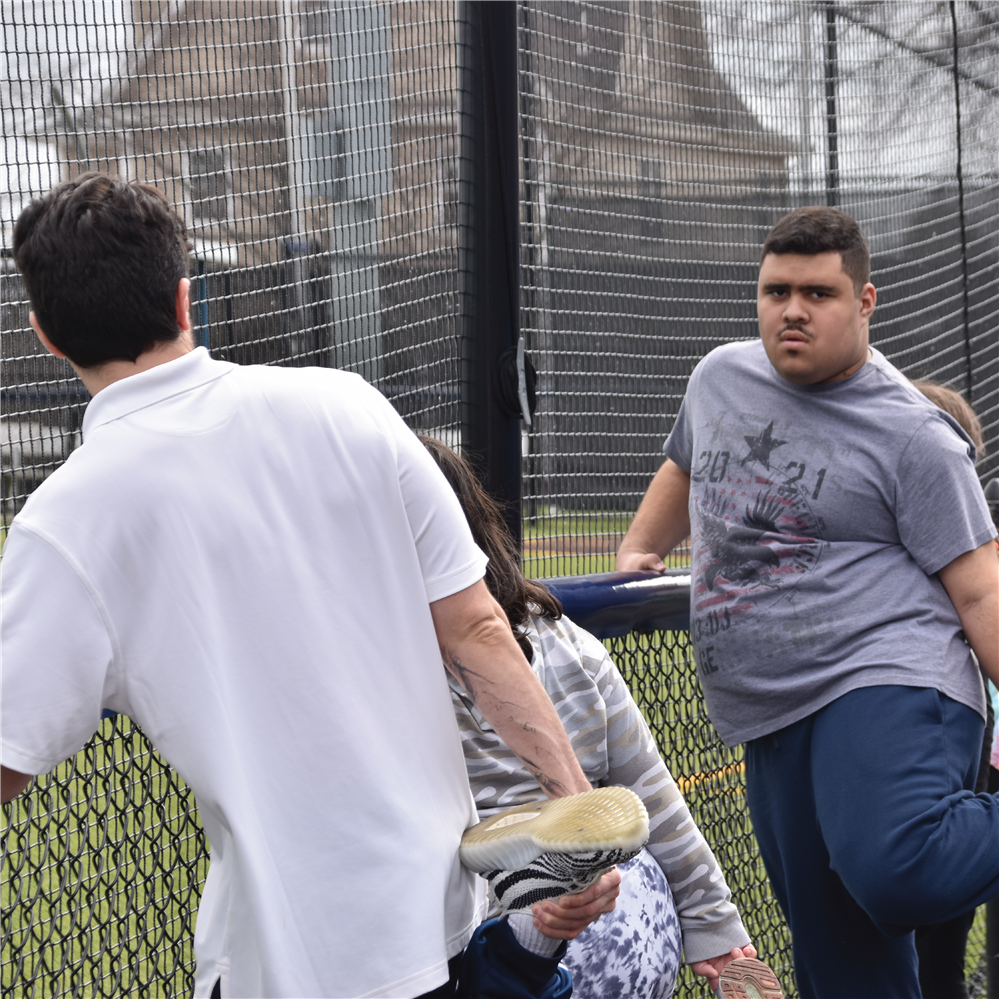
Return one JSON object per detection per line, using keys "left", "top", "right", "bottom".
{"left": 418, "top": 435, "right": 562, "bottom": 661}
{"left": 13, "top": 172, "right": 190, "bottom": 368}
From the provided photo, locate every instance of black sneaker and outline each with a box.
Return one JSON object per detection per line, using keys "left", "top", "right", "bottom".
{"left": 459, "top": 786, "right": 649, "bottom": 913}
{"left": 718, "top": 958, "right": 785, "bottom": 999}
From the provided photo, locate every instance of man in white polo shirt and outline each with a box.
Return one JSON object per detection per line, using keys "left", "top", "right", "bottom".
{"left": 0, "top": 174, "right": 618, "bottom": 999}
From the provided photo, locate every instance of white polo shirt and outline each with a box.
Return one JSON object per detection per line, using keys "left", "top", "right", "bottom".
{"left": 1, "top": 348, "right": 488, "bottom": 998}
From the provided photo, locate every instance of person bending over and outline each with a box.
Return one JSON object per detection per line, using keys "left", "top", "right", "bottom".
{"left": 421, "top": 436, "right": 764, "bottom": 999}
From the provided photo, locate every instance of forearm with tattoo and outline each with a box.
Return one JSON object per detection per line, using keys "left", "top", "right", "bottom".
{"left": 431, "top": 580, "right": 592, "bottom": 797}
{"left": 445, "top": 649, "right": 575, "bottom": 797}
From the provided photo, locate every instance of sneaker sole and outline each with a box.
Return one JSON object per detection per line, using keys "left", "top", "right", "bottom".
{"left": 718, "top": 958, "right": 784, "bottom": 999}
{"left": 459, "top": 786, "right": 650, "bottom": 873}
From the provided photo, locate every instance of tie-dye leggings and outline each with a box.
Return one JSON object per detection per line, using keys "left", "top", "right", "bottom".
{"left": 562, "top": 848, "right": 682, "bottom": 999}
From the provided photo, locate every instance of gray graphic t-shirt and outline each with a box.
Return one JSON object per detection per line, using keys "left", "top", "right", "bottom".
{"left": 664, "top": 340, "right": 994, "bottom": 745}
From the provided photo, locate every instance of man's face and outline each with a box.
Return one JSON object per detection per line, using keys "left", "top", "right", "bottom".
{"left": 757, "top": 251, "right": 876, "bottom": 386}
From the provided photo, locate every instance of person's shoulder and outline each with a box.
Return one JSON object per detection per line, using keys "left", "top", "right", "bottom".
{"left": 529, "top": 614, "right": 617, "bottom": 710}
{"left": 6, "top": 442, "right": 101, "bottom": 545}
{"left": 233, "top": 363, "right": 397, "bottom": 421}
{"left": 532, "top": 612, "right": 611, "bottom": 675}
{"left": 864, "top": 350, "right": 922, "bottom": 396}
{"left": 863, "top": 352, "right": 975, "bottom": 453}
{"left": 861, "top": 351, "right": 929, "bottom": 405}
{"left": 233, "top": 361, "right": 370, "bottom": 396}
{"left": 691, "top": 339, "right": 765, "bottom": 381}
{"left": 902, "top": 405, "right": 978, "bottom": 464}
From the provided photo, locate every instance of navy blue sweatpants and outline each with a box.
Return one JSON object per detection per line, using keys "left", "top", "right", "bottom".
{"left": 418, "top": 918, "right": 572, "bottom": 999}
{"left": 745, "top": 685, "right": 999, "bottom": 999}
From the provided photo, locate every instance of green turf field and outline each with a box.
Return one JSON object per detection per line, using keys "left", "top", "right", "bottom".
{"left": 522, "top": 510, "right": 632, "bottom": 578}
{"left": 522, "top": 510, "right": 692, "bottom": 578}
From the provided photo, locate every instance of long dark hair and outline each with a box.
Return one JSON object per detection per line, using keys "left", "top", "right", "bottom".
{"left": 418, "top": 435, "right": 562, "bottom": 660}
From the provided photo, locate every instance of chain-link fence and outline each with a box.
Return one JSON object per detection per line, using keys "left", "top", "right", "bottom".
{"left": 2, "top": 716, "right": 207, "bottom": 998}
{"left": 3, "top": 635, "right": 769, "bottom": 998}
{"left": 4, "top": 629, "right": 989, "bottom": 997}
{"left": 3, "top": 2, "right": 997, "bottom": 997}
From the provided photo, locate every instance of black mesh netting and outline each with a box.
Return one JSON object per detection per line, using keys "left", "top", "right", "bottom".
{"left": 519, "top": 1, "right": 998, "bottom": 578}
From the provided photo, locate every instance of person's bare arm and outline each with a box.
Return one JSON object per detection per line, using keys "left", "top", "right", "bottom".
{"left": 430, "top": 579, "right": 592, "bottom": 798}
{"left": 938, "top": 540, "right": 999, "bottom": 687}
{"left": 1, "top": 765, "right": 34, "bottom": 803}
{"left": 616, "top": 459, "right": 692, "bottom": 572}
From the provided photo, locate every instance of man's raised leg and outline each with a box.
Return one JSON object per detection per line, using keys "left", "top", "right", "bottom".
{"left": 812, "top": 686, "right": 997, "bottom": 931}
{"left": 745, "top": 714, "right": 920, "bottom": 998}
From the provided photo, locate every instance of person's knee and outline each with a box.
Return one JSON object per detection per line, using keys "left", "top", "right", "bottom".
{"left": 836, "top": 854, "right": 961, "bottom": 931}
{"left": 847, "top": 876, "right": 927, "bottom": 930}
{"left": 828, "top": 790, "right": 999, "bottom": 930}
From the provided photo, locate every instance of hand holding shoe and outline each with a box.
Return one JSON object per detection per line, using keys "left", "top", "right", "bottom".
{"left": 690, "top": 944, "right": 758, "bottom": 992}
{"left": 531, "top": 866, "right": 622, "bottom": 940}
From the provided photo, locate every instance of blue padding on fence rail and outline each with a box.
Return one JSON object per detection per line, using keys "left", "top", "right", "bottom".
{"left": 99, "top": 571, "right": 692, "bottom": 726}
{"left": 540, "top": 569, "right": 691, "bottom": 638}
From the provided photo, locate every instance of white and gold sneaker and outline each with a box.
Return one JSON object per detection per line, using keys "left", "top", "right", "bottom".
{"left": 459, "top": 786, "right": 650, "bottom": 913}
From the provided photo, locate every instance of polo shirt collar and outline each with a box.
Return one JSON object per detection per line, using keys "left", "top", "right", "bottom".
{"left": 82, "top": 347, "right": 234, "bottom": 439}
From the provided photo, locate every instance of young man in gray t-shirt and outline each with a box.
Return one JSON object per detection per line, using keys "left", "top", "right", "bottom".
{"left": 618, "top": 206, "right": 998, "bottom": 998}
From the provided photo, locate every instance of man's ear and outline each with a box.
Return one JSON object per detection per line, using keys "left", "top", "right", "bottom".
{"left": 176, "top": 277, "right": 192, "bottom": 335}
{"left": 29, "top": 312, "right": 67, "bottom": 359}
{"left": 859, "top": 282, "right": 876, "bottom": 320}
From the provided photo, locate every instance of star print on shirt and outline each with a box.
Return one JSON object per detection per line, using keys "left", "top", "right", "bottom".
{"left": 740, "top": 421, "right": 788, "bottom": 469}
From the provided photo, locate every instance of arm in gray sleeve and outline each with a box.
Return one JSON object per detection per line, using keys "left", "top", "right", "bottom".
{"left": 575, "top": 628, "right": 751, "bottom": 963}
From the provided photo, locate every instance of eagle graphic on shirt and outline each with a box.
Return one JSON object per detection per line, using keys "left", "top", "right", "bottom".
{"left": 698, "top": 491, "right": 785, "bottom": 592}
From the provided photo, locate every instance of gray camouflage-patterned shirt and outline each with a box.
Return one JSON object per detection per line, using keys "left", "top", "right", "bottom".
{"left": 448, "top": 612, "right": 750, "bottom": 964}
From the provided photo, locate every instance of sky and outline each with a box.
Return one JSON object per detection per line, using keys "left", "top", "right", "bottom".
{"left": 701, "top": 0, "right": 998, "bottom": 191}
{"left": 1, "top": 0, "right": 130, "bottom": 244}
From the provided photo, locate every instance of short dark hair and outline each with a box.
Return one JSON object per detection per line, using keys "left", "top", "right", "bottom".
{"left": 13, "top": 172, "right": 190, "bottom": 368}
{"left": 418, "top": 435, "right": 563, "bottom": 661}
{"left": 761, "top": 206, "right": 870, "bottom": 294}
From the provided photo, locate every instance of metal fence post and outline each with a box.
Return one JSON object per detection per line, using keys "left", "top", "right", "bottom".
{"left": 823, "top": 0, "right": 839, "bottom": 206}
{"left": 457, "top": 0, "right": 523, "bottom": 545}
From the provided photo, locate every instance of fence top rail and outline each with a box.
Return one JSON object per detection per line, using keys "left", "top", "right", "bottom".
{"left": 540, "top": 569, "right": 691, "bottom": 638}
